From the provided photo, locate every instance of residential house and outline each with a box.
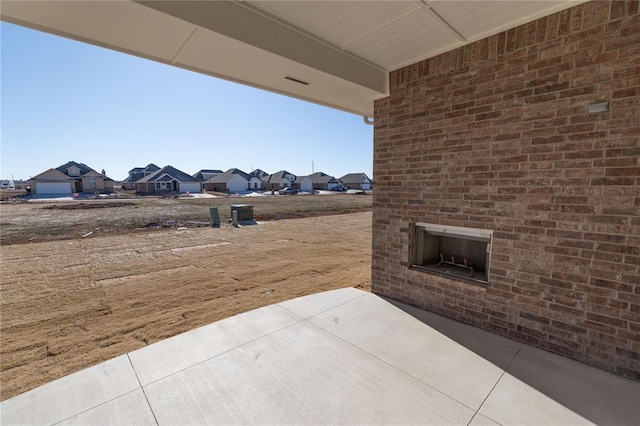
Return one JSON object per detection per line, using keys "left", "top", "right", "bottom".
{"left": 265, "top": 170, "right": 296, "bottom": 191}
{"left": 135, "top": 165, "right": 202, "bottom": 194}
{"left": 193, "top": 169, "right": 223, "bottom": 181}
{"left": 248, "top": 169, "right": 269, "bottom": 190}
{"left": 293, "top": 175, "right": 313, "bottom": 192}
{"left": 29, "top": 169, "right": 74, "bottom": 195}
{"left": 309, "top": 172, "right": 341, "bottom": 190}
{"left": 122, "top": 164, "right": 160, "bottom": 190}
{"left": 29, "top": 161, "right": 115, "bottom": 195}
{"left": 203, "top": 168, "right": 249, "bottom": 193}
{"left": 340, "top": 173, "right": 372, "bottom": 190}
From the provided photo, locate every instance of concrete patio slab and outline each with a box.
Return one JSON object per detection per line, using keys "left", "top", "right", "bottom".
{"left": 277, "top": 286, "right": 366, "bottom": 319}
{"left": 308, "top": 293, "right": 512, "bottom": 410}
{"left": 2, "top": 287, "right": 639, "bottom": 426}
{"left": 0, "top": 355, "right": 139, "bottom": 425}
{"left": 386, "top": 298, "right": 523, "bottom": 369}
{"left": 387, "top": 297, "right": 640, "bottom": 426}
{"left": 478, "top": 373, "right": 592, "bottom": 425}
{"left": 505, "top": 345, "right": 640, "bottom": 426}
{"left": 144, "top": 320, "right": 475, "bottom": 425}
{"left": 468, "top": 413, "right": 502, "bottom": 426}
{"left": 57, "top": 389, "right": 155, "bottom": 426}
{"left": 129, "top": 304, "right": 301, "bottom": 386}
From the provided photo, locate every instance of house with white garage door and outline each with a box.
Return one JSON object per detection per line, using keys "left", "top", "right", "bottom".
{"left": 293, "top": 175, "right": 313, "bottom": 192}
{"left": 309, "top": 172, "right": 341, "bottom": 191}
{"left": 339, "top": 173, "right": 372, "bottom": 191}
{"left": 134, "top": 165, "right": 202, "bottom": 194}
{"left": 29, "top": 169, "right": 75, "bottom": 196}
{"left": 29, "top": 161, "right": 115, "bottom": 196}
{"left": 203, "top": 168, "right": 250, "bottom": 193}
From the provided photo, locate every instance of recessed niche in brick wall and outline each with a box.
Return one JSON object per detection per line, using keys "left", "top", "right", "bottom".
{"left": 410, "top": 223, "right": 492, "bottom": 284}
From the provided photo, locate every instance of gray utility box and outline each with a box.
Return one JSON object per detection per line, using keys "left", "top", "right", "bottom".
{"left": 231, "top": 204, "right": 253, "bottom": 221}
{"left": 209, "top": 207, "right": 221, "bottom": 227}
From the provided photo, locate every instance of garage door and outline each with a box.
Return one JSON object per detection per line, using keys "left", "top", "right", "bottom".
{"left": 36, "top": 182, "right": 72, "bottom": 194}
{"left": 179, "top": 182, "right": 201, "bottom": 193}
{"left": 228, "top": 180, "right": 247, "bottom": 193}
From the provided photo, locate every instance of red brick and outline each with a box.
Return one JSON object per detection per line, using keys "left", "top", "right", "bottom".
{"left": 532, "top": 135, "right": 566, "bottom": 145}
{"left": 591, "top": 177, "right": 636, "bottom": 185}
{"left": 594, "top": 157, "right": 638, "bottom": 167}
{"left": 586, "top": 313, "right": 628, "bottom": 328}
{"left": 605, "top": 167, "right": 640, "bottom": 176}
{"left": 627, "top": 1, "right": 640, "bottom": 16}
{"left": 374, "top": 0, "right": 640, "bottom": 381}
{"left": 564, "top": 150, "right": 603, "bottom": 159}
{"left": 613, "top": 87, "right": 640, "bottom": 98}
{"left": 596, "top": 243, "right": 640, "bottom": 256}
{"left": 582, "top": 1, "right": 598, "bottom": 29}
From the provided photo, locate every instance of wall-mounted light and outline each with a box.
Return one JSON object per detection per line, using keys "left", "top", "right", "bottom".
{"left": 587, "top": 101, "right": 609, "bottom": 113}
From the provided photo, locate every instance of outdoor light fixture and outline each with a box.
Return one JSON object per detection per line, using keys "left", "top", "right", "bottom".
{"left": 587, "top": 101, "right": 609, "bottom": 113}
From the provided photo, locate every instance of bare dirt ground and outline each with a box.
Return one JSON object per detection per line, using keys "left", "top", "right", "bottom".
{"left": 0, "top": 193, "right": 372, "bottom": 245}
{"left": 0, "top": 211, "right": 372, "bottom": 401}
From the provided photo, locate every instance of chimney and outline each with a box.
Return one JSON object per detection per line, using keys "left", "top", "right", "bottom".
{"left": 102, "top": 169, "right": 106, "bottom": 177}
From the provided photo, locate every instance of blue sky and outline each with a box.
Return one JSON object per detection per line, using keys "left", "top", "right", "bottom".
{"left": 0, "top": 22, "right": 373, "bottom": 181}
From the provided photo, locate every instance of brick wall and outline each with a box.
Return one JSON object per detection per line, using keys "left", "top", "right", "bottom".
{"left": 372, "top": 0, "right": 640, "bottom": 378}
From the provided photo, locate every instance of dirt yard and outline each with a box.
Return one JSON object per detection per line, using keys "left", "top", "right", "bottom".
{"left": 0, "top": 211, "right": 372, "bottom": 400}
{"left": 0, "top": 193, "right": 372, "bottom": 245}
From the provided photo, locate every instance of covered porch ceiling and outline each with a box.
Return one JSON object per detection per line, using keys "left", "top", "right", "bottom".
{"left": 1, "top": 0, "right": 585, "bottom": 116}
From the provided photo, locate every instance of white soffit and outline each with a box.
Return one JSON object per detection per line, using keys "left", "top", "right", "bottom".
{"left": 245, "top": 1, "right": 423, "bottom": 49}
{"left": 0, "top": 1, "right": 196, "bottom": 62}
{"left": 1, "top": 0, "right": 587, "bottom": 116}
{"left": 431, "top": 1, "right": 575, "bottom": 41}
{"left": 344, "top": 7, "right": 461, "bottom": 70}
{"left": 247, "top": 0, "right": 587, "bottom": 72}
{"left": 176, "top": 28, "right": 384, "bottom": 112}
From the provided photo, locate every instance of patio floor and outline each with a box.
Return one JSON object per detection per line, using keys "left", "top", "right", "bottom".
{"left": 2, "top": 287, "right": 638, "bottom": 425}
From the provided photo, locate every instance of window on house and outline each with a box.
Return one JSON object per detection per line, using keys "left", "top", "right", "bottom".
{"left": 410, "top": 223, "right": 492, "bottom": 284}
{"left": 89, "top": 180, "right": 96, "bottom": 189}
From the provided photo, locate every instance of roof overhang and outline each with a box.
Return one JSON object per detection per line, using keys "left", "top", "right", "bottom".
{"left": 1, "top": 1, "right": 586, "bottom": 116}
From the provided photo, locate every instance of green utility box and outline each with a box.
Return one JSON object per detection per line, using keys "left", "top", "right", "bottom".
{"left": 230, "top": 204, "right": 253, "bottom": 221}
{"left": 209, "top": 207, "right": 221, "bottom": 227}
